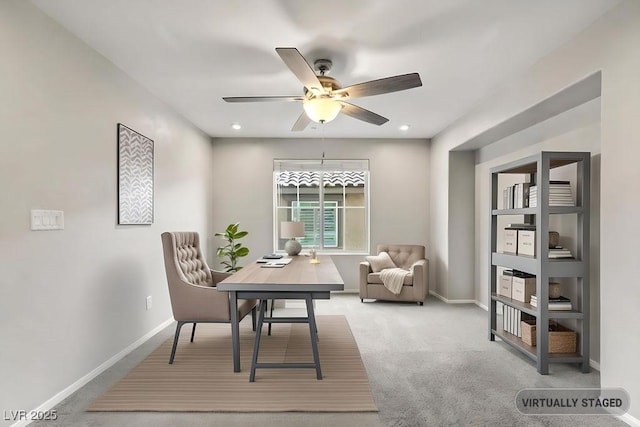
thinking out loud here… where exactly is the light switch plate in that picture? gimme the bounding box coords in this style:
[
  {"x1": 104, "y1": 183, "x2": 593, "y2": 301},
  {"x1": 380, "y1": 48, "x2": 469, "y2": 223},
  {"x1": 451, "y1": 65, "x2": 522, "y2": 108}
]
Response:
[{"x1": 31, "y1": 210, "x2": 64, "y2": 230}]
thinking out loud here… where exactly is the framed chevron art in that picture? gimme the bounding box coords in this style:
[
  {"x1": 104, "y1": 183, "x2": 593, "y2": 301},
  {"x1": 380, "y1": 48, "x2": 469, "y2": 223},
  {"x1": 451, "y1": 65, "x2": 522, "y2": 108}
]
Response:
[{"x1": 117, "y1": 123, "x2": 154, "y2": 225}]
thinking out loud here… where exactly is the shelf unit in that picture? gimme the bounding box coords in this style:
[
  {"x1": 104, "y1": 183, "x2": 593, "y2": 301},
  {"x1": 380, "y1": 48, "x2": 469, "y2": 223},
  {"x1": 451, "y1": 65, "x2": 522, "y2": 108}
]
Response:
[{"x1": 489, "y1": 151, "x2": 590, "y2": 374}]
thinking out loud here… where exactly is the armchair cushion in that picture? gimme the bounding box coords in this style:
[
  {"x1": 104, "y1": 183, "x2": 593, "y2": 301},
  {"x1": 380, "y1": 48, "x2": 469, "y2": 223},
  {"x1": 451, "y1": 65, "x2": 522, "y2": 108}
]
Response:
[{"x1": 365, "y1": 251, "x2": 397, "y2": 272}]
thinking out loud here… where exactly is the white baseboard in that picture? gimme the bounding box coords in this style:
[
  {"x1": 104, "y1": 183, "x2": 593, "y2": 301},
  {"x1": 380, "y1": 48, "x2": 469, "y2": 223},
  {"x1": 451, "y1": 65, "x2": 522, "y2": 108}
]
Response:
[
  {"x1": 12, "y1": 317, "x2": 174, "y2": 427},
  {"x1": 428, "y1": 290, "x2": 476, "y2": 304},
  {"x1": 475, "y1": 301, "x2": 488, "y2": 311}
]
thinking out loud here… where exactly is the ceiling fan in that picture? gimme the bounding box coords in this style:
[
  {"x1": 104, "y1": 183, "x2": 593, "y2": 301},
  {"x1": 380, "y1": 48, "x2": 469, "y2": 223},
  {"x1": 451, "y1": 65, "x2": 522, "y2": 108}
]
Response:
[{"x1": 223, "y1": 47, "x2": 422, "y2": 131}]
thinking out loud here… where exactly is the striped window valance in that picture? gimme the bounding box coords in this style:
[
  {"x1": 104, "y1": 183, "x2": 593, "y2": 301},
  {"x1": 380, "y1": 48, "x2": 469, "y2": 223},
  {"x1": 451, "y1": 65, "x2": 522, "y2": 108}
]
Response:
[
  {"x1": 276, "y1": 171, "x2": 366, "y2": 187},
  {"x1": 274, "y1": 159, "x2": 368, "y2": 187}
]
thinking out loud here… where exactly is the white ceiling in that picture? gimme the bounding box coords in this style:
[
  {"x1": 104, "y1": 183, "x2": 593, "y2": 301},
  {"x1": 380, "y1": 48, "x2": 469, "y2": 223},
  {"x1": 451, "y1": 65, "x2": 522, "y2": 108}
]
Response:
[{"x1": 31, "y1": 0, "x2": 619, "y2": 139}]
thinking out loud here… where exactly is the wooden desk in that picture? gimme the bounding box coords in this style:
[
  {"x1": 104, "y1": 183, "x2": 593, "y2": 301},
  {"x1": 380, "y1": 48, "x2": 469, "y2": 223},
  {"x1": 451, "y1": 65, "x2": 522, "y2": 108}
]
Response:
[{"x1": 217, "y1": 255, "x2": 344, "y2": 380}]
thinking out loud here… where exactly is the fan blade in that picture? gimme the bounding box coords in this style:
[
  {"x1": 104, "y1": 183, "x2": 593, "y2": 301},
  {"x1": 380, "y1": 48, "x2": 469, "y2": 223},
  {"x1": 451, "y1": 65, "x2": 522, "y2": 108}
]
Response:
[
  {"x1": 291, "y1": 112, "x2": 311, "y2": 132},
  {"x1": 223, "y1": 96, "x2": 303, "y2": 103},
  {"x1": 338, "y1": 101, "x2": 389, "y2": 126},
  {"x1": 334, "y1": 73, "x2": 422, "y2": 99},
  {"x1": 276, "y1": 47, "x2": 325, "y2": 94}
]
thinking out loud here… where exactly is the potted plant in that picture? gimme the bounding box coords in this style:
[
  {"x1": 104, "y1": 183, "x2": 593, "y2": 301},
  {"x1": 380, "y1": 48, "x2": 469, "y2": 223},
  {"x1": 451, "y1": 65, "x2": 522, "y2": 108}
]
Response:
[{"x1": 215, "y1": 223, "x2": 250, "y2": 272}]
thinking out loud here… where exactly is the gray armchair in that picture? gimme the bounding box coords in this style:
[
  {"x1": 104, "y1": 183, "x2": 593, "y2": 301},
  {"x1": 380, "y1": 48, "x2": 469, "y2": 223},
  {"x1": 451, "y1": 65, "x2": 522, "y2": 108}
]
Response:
[
  {"x1": 359, "y1": 244, "x2": 428, "y2": 305},
  {"x1": 161, "y1": 231, "x2": 258, "y2": 364}
]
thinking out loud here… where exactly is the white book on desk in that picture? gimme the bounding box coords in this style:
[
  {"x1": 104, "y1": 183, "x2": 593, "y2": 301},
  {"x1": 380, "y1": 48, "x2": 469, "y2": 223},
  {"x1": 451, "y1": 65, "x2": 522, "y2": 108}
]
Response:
[
  {"x1": 257, "y1": 257, "x2": 292, "y2": 265},
  {"x1": 261, "y1": 258, "x2": 293, "y2": 267},
  {"x1": 261, "y1": 263, "x2": 286, "y2": 268}
]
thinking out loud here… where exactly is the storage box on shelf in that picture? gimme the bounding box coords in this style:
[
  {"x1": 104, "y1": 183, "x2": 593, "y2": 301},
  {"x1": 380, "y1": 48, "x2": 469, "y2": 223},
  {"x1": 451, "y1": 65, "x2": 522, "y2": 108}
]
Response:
[
  {"x1": 521, "y1": 320, "x2": 577, "y2": 353},
  {"x1": 521, "y1": 318, "x2": 536, "y2": 346},
  {"x1": 517, "y1": 230, "x2": 536, "y2": 256},
  {"x1": 489, "y1": 151, "x2": 590, "y2": 374},
  {"x1": 498, "y1": 270, "x2": 513, "y2": 297},
  {"x1": 503, "y1": 229, "x2": 518, "y2": 254},
  {"x1": 512, "y1": 273, "x2": 536, "y2": 303}
]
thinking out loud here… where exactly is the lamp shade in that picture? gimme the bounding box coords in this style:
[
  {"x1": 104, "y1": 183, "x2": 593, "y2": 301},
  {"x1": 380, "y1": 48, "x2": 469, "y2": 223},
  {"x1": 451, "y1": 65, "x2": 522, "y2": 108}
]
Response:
[
  {"x1": 303, "y1": 98, "x2": 342, "y2": 123},
  {"x1": 280, "y1": 221, "x2": 305, "y2": 238}
]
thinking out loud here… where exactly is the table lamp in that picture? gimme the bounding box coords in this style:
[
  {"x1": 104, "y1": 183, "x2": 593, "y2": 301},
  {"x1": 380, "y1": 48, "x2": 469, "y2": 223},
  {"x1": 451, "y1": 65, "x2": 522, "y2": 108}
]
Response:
[{"x1": 281, "y1": 221, "x2": 305, "y2": 256}]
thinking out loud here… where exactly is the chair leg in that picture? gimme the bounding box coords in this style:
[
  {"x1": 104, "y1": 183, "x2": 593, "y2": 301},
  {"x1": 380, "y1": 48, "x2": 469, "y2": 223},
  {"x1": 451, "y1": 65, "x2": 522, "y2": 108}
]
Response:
[
  {"x1": 268, "y1": 299, "x2": 275, "y2": 336},
  {"x1": 190, "y1": 323, "x2": 197, "y2": 342},
  {"x1": 169, "y1": 321, "x2": 186, "y2": 364},
  {"x1": 418, "y1": 301, "x2": 424, "y2": 306},
  {"x1": 360, "y1": 298, "x2": 364, "y2": 303}
]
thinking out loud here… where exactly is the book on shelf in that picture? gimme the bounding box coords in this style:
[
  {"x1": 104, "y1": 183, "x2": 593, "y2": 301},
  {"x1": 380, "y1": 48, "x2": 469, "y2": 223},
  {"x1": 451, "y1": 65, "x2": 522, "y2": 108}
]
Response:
[
  {"x1": 502, "y1": 305, "x2": 536, "y2": 338},
  {"x1": 505, "y1": 223, "x2": 536, "y2": 230},
  {"x1": 514, "y1": 183, "x2": 530, "y2": 208},
  {"x1": 530, "y1": 295, "x2": 572, "y2": 310},
  {"x1": 529, "y1": 186, "x2": 537, "y2": 207},
  {"x1": 502, "y1": 182, "x2": 531, "y2": 209},
  {"x1": 549, "y1": 295, "x2": 571, "y2": 303},
  {"x1": 503, "y1": 305, "x2": 522, "y2": 337},
  {"x1": 528, "y1": 182, "x2": 575, "y2": 207},
  {"x1": 548, "y1": 247, "x2": 573, "y2": 258}
]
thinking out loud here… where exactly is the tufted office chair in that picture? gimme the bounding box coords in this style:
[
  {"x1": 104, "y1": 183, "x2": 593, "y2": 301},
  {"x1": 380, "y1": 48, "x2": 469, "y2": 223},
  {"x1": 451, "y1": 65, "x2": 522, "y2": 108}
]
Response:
[
  {"x1": 359, "y1": 244, "x2": 429, "y2": 305},
  {"x1": 161, "y1": 231, "x2": 258, "y2": 364}
]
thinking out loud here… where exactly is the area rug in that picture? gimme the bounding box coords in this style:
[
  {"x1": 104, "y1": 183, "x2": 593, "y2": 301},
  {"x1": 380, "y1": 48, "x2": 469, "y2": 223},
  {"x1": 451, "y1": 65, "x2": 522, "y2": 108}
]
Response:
[{"x1": 87, "y1": 315, "x2": 377, "y2": 412}]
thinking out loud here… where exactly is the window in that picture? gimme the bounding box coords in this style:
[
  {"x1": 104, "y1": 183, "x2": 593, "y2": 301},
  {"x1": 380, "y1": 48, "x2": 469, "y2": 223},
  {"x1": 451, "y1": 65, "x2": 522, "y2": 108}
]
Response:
[
  {"x1": 274, "y1": 160, "x2": 369, "y2": 253},
  {"x1": 292, "y1": 201, "x2": 338, "y2": 247}
]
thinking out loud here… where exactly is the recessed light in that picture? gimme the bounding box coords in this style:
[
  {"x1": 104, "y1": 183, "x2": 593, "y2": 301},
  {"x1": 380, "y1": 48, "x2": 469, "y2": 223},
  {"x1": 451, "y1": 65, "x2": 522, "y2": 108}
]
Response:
[
  {"x1": 399, "y1": 124, "x2": 410, "y2": 131},
  {"x1": 231, "y1": 123, "x2": 242, "y2": 130}
]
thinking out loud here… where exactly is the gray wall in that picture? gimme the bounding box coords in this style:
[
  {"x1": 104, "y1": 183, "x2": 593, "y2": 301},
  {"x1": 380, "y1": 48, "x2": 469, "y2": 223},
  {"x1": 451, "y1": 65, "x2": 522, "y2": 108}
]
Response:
[
  {"x1": 209, "y1": 138, "x2": 430, "y2": 291},
  {"x1": 431, "y1": 0, "x2": 640, "y2": 421},
  {"x1": 0, "y1": 1, "x2": 214, "y2": 422},
  {"x1": 446, "y1": 151, "x2": 476, "y2": 301}
]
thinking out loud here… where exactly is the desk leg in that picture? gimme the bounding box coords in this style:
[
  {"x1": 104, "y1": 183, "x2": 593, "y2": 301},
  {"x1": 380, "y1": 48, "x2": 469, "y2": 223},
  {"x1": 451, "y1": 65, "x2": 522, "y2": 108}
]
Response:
[
  {"x1": 305, "y1": 294, "x2": 322, "y2": 380},
  {"x1": 250, "y1": 299, "x2": 268, "y2": 382},
  {"x1": 230, "y1": 290, "x2": 240, "y2": 372}
]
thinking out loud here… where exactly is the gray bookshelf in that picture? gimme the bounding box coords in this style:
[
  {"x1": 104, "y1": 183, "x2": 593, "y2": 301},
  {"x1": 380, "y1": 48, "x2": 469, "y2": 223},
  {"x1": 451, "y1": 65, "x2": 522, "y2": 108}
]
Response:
[{"x1": 489, "y1": 151, "x2": 590, "y2": 374}]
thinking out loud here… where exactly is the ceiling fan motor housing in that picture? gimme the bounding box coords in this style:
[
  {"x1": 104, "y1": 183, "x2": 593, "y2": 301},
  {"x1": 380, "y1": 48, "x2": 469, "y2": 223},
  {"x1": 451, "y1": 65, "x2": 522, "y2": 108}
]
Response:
[
  {"x1": 313, "y1": 59, "x2": 333, "y2": 74},
  {"x1": 304, "y1": 76, "x2": 341, "y2": 98}
]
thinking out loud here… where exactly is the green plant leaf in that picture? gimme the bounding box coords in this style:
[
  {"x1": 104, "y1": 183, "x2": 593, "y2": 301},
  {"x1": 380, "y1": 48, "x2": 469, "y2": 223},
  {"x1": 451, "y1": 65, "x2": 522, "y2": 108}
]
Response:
[{"x1": 216, "y1": 222, "x2": 249, "y2": 275}]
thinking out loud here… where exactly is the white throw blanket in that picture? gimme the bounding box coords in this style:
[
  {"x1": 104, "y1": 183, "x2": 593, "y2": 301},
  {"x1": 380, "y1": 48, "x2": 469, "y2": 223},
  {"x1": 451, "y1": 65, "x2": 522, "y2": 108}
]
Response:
[{"x1": 380, "y1": 267, "x2": 409, "y2": 295}]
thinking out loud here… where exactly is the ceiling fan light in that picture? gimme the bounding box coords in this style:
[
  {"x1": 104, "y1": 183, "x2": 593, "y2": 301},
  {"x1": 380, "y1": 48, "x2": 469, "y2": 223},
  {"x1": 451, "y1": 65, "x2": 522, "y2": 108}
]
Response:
[{"x1": 303, "y1": 98, "x2": 342, "y2": 123}]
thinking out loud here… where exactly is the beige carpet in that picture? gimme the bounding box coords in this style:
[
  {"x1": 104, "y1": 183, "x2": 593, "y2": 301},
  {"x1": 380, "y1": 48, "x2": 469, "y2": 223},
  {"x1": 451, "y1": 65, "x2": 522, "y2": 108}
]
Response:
[{"x1": 88, "y1": 315, "x2": 377, "y2": 412}]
